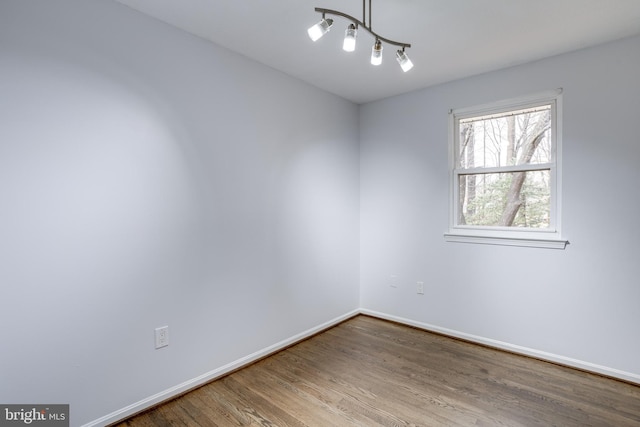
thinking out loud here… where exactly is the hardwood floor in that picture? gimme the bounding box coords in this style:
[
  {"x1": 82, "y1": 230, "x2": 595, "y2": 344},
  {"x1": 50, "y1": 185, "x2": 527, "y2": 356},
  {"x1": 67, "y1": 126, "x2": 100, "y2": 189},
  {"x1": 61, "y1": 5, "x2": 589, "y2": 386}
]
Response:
[{"x1": 115, "y1": 315, "x2": 640, "y2": 426}]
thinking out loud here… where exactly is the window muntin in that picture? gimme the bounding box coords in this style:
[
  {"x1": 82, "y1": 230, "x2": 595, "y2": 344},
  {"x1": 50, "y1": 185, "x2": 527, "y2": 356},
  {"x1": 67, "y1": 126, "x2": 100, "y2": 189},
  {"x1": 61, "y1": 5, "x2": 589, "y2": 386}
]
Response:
[{"x1": 446, "y1": 90, "x2": 566, "y2": 248}]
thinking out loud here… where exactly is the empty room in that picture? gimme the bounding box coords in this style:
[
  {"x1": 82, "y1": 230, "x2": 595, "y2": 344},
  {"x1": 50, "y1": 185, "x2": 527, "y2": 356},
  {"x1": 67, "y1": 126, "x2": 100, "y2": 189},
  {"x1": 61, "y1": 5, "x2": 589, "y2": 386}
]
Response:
[{"x1": 1, "y1": 1, "x2": 639, "y2": 426}]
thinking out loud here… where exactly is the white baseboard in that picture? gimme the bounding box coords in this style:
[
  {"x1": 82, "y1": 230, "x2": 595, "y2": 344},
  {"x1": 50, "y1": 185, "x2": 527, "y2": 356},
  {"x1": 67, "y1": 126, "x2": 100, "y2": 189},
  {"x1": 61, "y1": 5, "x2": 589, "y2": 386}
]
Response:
[
  {"x1": 82, "y1": 309, "x2": 360, "y2": 427},
  {"x1": 360, "y1": 309, "x2": 640, "y2": 385},
  {"x1": 84, "y1": 307, "x2": 639, "y2": 426}
]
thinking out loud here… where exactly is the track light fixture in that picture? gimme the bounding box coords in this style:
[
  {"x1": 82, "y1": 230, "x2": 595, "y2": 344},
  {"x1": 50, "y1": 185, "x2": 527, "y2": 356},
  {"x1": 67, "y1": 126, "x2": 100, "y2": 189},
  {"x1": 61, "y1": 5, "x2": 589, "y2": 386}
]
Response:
[
  {"x1": 396, "y1": 48, "x2": 414, "y2": 72},
  {"x1": 371, "y1": 39, "x2": 383, "y2": 66},
  {"x1": 307, "y1": 0, "x2": 413, "y2": 72},
  {"x1": 307, "y1": 17, "x2": 334, "y2": 42},
  {"x1": 343, "y1": 24, "x2": 357, "y2": 52}
]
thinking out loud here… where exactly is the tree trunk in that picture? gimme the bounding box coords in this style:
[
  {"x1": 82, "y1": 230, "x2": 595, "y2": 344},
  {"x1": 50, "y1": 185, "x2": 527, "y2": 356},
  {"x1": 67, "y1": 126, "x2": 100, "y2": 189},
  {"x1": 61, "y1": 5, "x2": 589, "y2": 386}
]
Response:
[
  {"x1": 466, "y1": 126, "x2": 476, "y2": 218},
  {"x1": 458, "y1": 124, "x2": 475, "y2": 225},
  {"x1": 498, "y1": 131, "x2": 546, "y2": 226},
  {"x1": 506, "y1": 116, "x2": 516, "y2": 165}
]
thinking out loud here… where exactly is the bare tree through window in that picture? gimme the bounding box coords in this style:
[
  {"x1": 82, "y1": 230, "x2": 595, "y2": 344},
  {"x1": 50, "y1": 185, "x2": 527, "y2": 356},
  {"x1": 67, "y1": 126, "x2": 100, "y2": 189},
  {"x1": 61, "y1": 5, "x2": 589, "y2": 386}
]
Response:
[{"x1": 457, "y1": 105, "x2": 552, "y2": 228}]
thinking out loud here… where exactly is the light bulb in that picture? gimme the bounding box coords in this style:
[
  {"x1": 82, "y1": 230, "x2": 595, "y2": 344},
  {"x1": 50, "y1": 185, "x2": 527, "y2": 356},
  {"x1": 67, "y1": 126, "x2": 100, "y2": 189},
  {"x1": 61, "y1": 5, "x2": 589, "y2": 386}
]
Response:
[
  {"x1": 371, "y1": 40, "x2": 383, "y2": 66},
  {"x1": 343, "y1": 24, "x2": 357, "y2": 52},
  {"x1": 396, "y1": 49, "x2": 414, "y2": 72},
  {"x1": 307, "y1": 18, "x2": 333, "y2": 42}
]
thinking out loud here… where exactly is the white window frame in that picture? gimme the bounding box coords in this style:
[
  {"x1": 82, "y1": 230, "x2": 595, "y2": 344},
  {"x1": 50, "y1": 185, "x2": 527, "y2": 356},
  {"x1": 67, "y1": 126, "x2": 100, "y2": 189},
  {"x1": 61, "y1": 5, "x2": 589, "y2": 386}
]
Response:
[{"x1": 444, "y1": 89, "x2": 568, "y2": 249}]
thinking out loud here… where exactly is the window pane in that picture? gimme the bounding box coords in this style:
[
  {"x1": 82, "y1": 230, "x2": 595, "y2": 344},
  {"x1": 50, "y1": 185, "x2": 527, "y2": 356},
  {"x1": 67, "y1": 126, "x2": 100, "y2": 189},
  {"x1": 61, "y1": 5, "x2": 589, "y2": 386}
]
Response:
[
  {"x1": 458, "y1": 170, "x2": 550, "y2": 228},
  {"x1": 458, "y1": 106, "x2": 551, "y2": 169}
]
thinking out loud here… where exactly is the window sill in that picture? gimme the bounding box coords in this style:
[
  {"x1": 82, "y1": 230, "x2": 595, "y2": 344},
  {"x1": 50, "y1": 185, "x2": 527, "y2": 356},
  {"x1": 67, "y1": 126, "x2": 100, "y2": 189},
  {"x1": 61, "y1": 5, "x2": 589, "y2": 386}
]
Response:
[{"x1": 444, "y1": 232, "x2": 568, "y2": 249}]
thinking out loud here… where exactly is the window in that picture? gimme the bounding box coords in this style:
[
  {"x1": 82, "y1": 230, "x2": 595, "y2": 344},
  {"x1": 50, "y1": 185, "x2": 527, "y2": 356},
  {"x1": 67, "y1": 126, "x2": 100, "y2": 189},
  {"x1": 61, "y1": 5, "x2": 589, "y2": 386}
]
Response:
[{"x1": 445, "y1": 90, "x2": 567, "y2": 249}]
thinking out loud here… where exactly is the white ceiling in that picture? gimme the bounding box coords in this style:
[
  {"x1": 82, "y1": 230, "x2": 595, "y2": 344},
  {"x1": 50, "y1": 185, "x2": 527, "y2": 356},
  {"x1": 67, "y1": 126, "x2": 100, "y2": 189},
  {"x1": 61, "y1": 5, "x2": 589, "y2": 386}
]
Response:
[{"x1": 114, "y1": 0, "x2": 640, "y2": 104}]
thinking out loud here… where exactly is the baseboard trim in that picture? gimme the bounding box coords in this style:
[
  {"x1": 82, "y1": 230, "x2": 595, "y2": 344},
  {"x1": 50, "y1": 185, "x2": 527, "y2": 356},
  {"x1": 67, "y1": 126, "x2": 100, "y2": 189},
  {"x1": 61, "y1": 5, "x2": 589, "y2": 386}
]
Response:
[
  {"x1": 84, "y1": 309, "x2": 360, "y2": 427},
  {"x1": 85, "y1": 307, "x2": 639, "y2": 426},
  {"x1": 360, "y1": 309, "x2": 640, "y2": 386}
]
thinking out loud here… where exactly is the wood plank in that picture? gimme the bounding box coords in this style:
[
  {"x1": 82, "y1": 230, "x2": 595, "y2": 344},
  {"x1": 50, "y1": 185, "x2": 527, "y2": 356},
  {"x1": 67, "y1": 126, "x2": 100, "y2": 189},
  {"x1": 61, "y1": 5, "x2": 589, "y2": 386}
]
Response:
[{"x1": 114, "y1": 315, "x2": 640, "y2": 426}]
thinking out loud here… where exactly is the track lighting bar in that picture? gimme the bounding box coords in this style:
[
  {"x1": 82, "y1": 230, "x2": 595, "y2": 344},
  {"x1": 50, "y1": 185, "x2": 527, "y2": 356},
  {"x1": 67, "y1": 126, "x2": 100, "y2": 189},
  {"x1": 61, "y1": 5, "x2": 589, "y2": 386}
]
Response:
[
  {"x1": 308, "y1": 1, "x2": 414, "y2": 72},
  {"x1": 313, "y1": 7, "x2": 411, "y2": 49}
]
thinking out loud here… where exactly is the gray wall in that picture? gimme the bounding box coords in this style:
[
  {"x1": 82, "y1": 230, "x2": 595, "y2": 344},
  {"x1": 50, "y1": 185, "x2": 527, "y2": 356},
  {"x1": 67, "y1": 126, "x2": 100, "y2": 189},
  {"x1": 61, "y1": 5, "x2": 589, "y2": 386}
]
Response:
[
  {"x1": 0, "y1": 1, "x2": 360, "y2": 425},
  {"x1": 360, "y1": 35, "x2": 640, "y2": 381}
]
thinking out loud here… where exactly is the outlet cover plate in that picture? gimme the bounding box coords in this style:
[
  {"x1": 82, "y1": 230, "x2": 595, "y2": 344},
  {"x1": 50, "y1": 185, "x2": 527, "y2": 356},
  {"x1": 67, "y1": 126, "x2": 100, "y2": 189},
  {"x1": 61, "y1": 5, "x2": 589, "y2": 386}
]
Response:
[
  {"x1": 390, "y1": 274, "x2": 398, "y2": 288},
  {"x1": 155, "y1": 326, "x2": 169, "y2": 349}
]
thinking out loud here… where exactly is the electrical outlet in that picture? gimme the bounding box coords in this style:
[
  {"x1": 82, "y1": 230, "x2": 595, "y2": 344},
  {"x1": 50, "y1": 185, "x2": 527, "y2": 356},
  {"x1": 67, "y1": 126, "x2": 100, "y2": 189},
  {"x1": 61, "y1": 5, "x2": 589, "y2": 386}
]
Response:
[
  {"x1": 417, "y1": 281, "x2": 424, "y2": 295},
  {"x1": 155, "y1": 326, "x2": 169, "y2": 349},
  {"x1": 390, "y1": 274, "x2": 398, "y2": 288}
]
